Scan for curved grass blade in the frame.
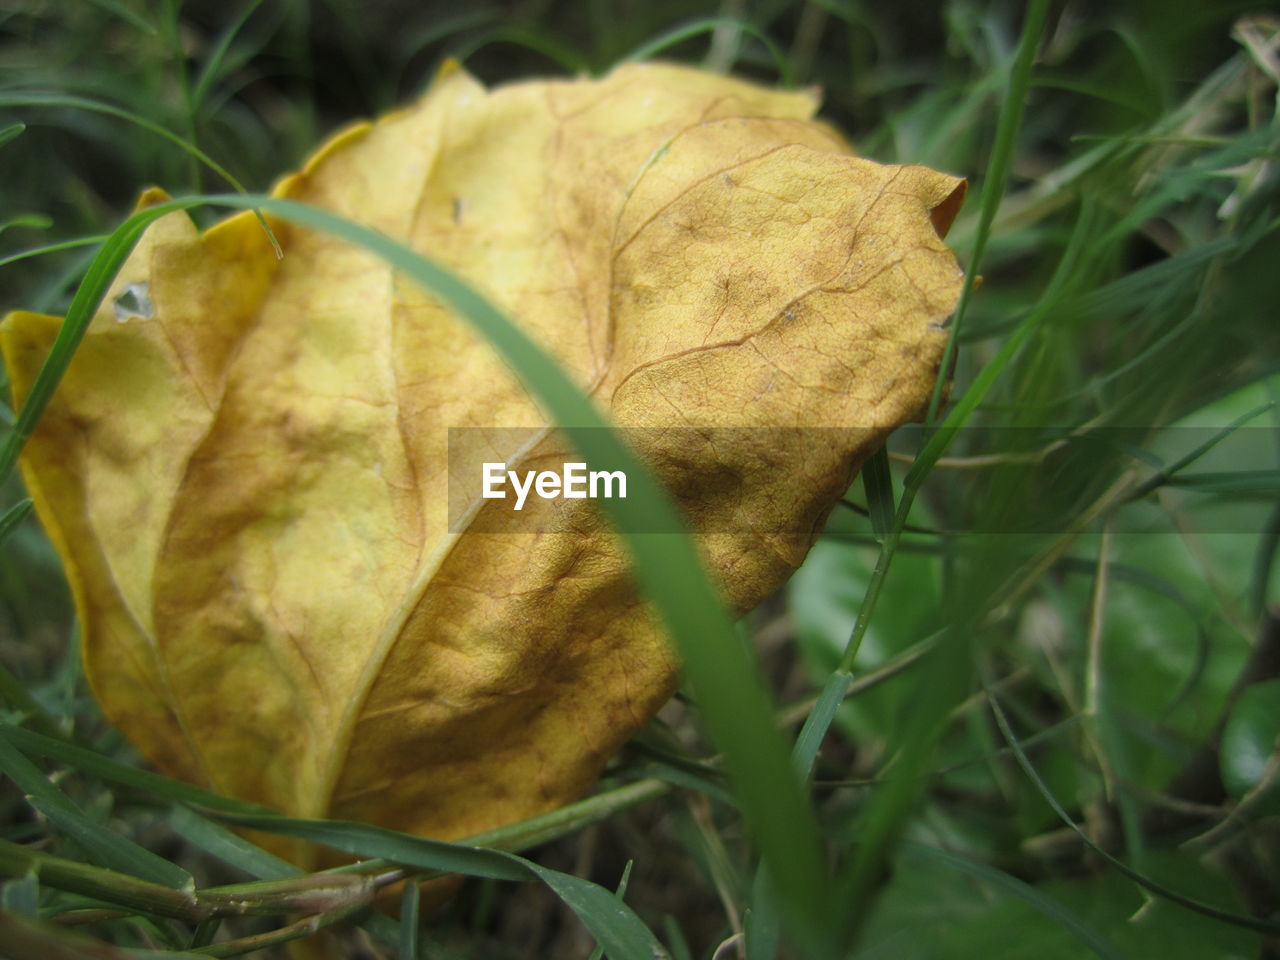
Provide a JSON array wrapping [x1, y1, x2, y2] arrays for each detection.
[[0, 93, 247, 197], [0, 236, 108, 270], [619, 18, 795, 87], [190, 0, 268, 110], [0, 212, 159, 486], [986, 684, 1280, 935], [0, 215, 52, 238], [1125, 403, 1275, 502], [451, 26, 590, 74], [0, 94, 281, 257]]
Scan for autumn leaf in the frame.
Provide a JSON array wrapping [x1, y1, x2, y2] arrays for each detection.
[[0, 62, 964, 865]]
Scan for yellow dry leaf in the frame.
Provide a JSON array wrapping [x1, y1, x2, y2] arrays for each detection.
[[1, 62, 964, 864]]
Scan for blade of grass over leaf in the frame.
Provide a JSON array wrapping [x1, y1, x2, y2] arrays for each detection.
[[620, 18, 795, 86], [0, 192, 833, 955]]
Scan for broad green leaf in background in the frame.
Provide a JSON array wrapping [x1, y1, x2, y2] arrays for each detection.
[[1220, 677, 1280, 816]]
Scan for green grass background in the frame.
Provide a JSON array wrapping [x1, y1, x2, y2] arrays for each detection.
[[0, 1, 1278, 958]]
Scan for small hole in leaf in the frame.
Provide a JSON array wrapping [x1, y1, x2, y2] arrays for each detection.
[[113, 282, 154, 323]]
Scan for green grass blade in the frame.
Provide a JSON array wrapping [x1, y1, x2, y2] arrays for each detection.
[[860, 447, 895, 542], [0, 498, 32, 547], [165, 807, 301, 882], [0, 123, 26, 148], [586, 862, 634, 960], [0, 665, 61, 739], [190, 0, 268, 109], [206, 809, 667, 960], [925, 0, 1050, 425], [1126, 404, 1274, 504], [986, 686, 1280, 935], [81, 0, 157, 35], [0, 236, 108, 269], [1163, 469, 1279, 495], [4, 721, 672, 877], [619, 18, 795, 86], [399, 878, 420, 960], [0, 737, 194, 891], [452, 26, 591, 74], [0, 93, 248, 196], [0, 215, 156, 486], [0, 838, 201, 921], [0, 214, 52, 237], [0, 724, 276, 816], [791, 670, 850, 780]]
